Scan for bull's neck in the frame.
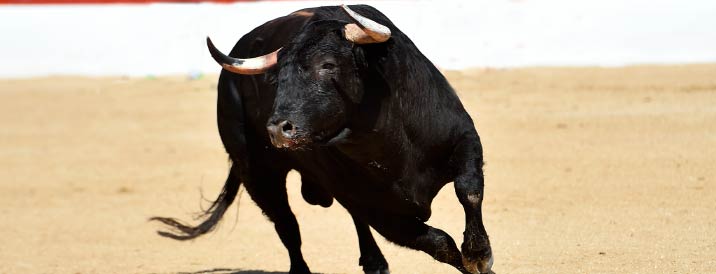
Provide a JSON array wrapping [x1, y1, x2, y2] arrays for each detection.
[[335, 43, 464, 175]]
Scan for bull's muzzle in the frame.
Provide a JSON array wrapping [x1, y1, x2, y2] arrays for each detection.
[[267, 120, 298, 148]]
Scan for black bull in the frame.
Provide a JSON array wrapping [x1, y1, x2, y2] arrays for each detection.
[[152, 5, 494, 274]]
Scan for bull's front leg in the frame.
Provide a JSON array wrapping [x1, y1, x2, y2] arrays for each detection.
[[351, 215, 389, 274], [452, 133, 493, 274]]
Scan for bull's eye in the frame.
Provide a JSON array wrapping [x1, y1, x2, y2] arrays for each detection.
[[321, 63, 336, 70]]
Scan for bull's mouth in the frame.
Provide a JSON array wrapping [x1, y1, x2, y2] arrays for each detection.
[[270, 136, 310, 150], [271, 127, 351, 150]]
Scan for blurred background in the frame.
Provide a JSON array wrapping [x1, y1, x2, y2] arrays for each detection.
[[1, 1, 715, 274], [1, 0, 715, 78]]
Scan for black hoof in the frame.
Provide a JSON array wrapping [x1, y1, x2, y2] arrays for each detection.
[[288, 263, 311, 274], [360, 254, 389, 274]]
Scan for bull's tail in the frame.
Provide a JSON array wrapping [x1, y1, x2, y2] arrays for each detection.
[[151, 72, 248, 240], [150, 165, 241, 240]]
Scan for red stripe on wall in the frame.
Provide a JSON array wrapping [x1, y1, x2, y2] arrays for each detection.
[[0, 0, 251, 4]]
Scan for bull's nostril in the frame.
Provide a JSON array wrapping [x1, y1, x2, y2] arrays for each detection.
[[276, 120, 296, 138], [281, 122, 293, 133]]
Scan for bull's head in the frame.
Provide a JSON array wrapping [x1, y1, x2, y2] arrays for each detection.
[[207, 5, 391, 149]]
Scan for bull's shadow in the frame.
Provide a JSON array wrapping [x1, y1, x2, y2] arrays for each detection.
[[172, 268, 332, 274], [172, 268, 495, 274]]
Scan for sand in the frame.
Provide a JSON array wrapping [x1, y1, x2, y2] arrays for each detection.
[[1, 64, 715, 274]]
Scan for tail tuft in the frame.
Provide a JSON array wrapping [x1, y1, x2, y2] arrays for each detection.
[[151, 166, 241, 240]]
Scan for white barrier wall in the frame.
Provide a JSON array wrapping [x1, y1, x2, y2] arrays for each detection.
[[1, 0, 715, 77]]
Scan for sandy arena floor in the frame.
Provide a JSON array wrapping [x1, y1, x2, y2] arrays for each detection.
[[1, 65, 715, 274]]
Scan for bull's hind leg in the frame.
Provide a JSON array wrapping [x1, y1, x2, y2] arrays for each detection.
[[351, 215, 389, 274], [365, 212, 470, 274], [452, 135, 493, 274], [243, 167, 311, 274]]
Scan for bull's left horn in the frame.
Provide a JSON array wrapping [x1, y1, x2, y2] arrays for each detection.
[[341, 5, 391, 44], [206, 37, 279, 75]]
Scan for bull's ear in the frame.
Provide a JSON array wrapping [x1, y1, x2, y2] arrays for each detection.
[[340, 47, 368, 104], [338, 76, 364, 104], [339, 76, 364, 104]]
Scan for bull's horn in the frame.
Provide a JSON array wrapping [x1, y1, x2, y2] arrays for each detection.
[[341, 5, 391, 44], [206, 37, 279, 75]]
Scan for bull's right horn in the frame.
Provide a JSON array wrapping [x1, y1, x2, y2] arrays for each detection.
[[206, 37, 279, 75]]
